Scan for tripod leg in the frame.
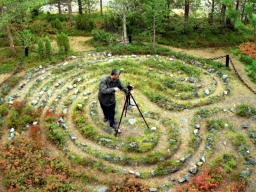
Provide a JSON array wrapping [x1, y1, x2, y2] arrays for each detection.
[[130, 93, 150, 129], [124, 93, 130, 117], [116, 94, 129, 137]]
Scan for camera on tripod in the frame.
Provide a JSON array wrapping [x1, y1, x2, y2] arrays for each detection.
[[116, 82, 149, 137], [127, 83, 133, 92]]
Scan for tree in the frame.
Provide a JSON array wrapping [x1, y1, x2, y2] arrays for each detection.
[[185, 0, 190, 24], [58, 0, 61, 15], [68, 0, 74, 24], [78, 0, 83, 14], [142, 0, 166, 49], [109, 0, 138, 46], [83, 0, 97, 15], [45, 36, 53, 58], [100, 0, 103, 16], [0, 0, 48, 52], [57, 33, 70, 53], [37, 39, 45, 59]]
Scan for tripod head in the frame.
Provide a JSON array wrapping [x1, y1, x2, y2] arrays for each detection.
[[127, 82, 133, 92]]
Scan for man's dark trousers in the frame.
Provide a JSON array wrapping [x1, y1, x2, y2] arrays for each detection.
[[100, 102, 116, 127]]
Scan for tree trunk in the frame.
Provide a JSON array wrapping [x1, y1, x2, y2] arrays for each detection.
[[236, 0, 239, 10], [209, 0, 215, 25], [166, 0, 171, 19], [1, 5, 4, 31], [241, 0, 247, 21], [184, 0, 189, 33], [58, 0, 61, 15], [78, 0, 82, 14], [100, 0, 103, 16], [68, 0, 74, 25], [220, 4, 226, 25], [219, 4, 226, 33], [244, 15, 248, 25], [123, 7, 127, 46], [7, 25, 15, 52], [153, 16, 156, 50], [184, 0, 189, 23], [1, 5, 15, 52]]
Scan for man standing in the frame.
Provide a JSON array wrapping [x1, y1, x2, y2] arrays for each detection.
[[98, 69, 127, 132]]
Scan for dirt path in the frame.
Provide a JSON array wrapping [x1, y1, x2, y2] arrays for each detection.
[[50, 36, 94, 53], [164, 45, 256, 93], [1, 40, 256, 191]]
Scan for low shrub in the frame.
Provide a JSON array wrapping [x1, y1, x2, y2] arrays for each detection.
[[108, 174, 149, 191], [51, 18, 63, 30], [91, 29, 118, 46], [235, 104, 256, 117], [6, 101, 38, 132], [57, 33, 70, 54], [37, 38, 45, 59], [0, 136, 87, 191]]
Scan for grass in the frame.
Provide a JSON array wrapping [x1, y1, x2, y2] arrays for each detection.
[[235, 104, 256, 117]]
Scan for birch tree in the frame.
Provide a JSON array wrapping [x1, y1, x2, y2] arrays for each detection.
[[142, 0, 166, 49], [109, 0, 138, 46], [0, 0, 48, 52]]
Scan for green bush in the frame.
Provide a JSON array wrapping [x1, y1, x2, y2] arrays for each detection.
[[46, 122, 67, 147], [232, 49, 240, 55], [240, 54, 253, 65], [75, 14, 94, 31], [235, 104, 256, 117], [37, 39, 45, 59], [57, 33, 70, 54], [45, 36, 53, 58], [91, 29, 118, 46], [58, 46, 66, 57], [51, 18, 63, 30], [0, 103, 9, 116], [29, 20, 48, 35]]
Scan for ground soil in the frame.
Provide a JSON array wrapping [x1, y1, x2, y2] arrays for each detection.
[[0, 37, 256, 191]]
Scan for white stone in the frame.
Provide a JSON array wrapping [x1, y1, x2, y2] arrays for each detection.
[[74, 89, 79, 94], [194, 129, 199, 134], [129, 170, 135, 174], [78, 104, 83, 108], [128, 119, 136, 125], [63, 108, 68, 114], [33, 122, 38, 126], [39, 91, 44, 96], [9, 100, 13, 104], [10, 128, 15, 133], [63, 62, 68, 66], [224, 91, 228, 95], [151, 127, 157, 131], [169, 58, 175, 61], [92, 101, 97, 104]]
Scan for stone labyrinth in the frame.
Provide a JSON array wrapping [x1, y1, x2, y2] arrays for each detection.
[[3, 52, 256, 191]]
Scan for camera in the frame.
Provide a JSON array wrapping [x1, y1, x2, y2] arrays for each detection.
[[127, 83, 133, 91]]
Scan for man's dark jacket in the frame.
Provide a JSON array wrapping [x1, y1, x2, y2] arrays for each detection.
[[98, 75, 127, 106]]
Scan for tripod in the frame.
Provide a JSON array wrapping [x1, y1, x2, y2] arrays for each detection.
[[115, 85, 150, 137]]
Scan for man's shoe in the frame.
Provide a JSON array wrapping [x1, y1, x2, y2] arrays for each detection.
[[117, 129, 121, 133], [110, 124, 117, 130], [104, 117, 108, 122]]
